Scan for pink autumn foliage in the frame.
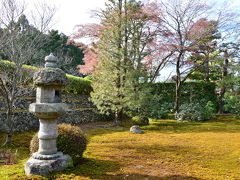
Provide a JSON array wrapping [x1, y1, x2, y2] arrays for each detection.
[[141, 1, 161, 22], [69, 23, 102, 75], [72, 1, 164, 74], [189, 18, 217, 40], [77, 47, 99, 75], [144, 38, 172, 72], [72, 23, 102, 42]]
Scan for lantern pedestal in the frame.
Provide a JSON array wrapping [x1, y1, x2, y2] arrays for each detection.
[[25, 54, 72, 176], [25, 153, 72, 176]]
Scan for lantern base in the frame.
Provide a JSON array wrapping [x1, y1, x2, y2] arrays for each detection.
[[25, 153, 73, 176], [31, 152, 63, 160]]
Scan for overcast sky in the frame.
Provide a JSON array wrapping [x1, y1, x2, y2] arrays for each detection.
[[25, 0, 239, 81], [25, 0, 240, 36], [35, 0, 107, 36], [52, 0, 108, 35]]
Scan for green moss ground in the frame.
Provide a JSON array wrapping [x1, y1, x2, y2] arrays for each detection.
[[1, 115, 240, 179]]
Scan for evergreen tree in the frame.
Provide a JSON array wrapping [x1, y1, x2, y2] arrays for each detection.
[[91, 0, 153, 124], [0, 21, 84, 75], [189, 42, 240, 113], [42, 30, 84, 75]]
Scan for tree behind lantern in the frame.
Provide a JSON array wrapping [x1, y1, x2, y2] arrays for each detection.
[[90, 0, 157, 124], [0, 0, 56, 145]]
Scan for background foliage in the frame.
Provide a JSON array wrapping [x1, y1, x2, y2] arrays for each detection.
[[148, 82, 217, 119], [0, 60, 91, 95]]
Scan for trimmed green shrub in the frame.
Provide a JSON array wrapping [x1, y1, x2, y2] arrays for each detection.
[[132, 116, 149, 126], [148, 81, 217, 119], [176, 101, 215, 121], [150, 81, 217, 105], [0, 60, 16, 72], [148, 99, 172, 119], [0, 60, 93, 95], [0, 60, 37, 85], [30, 124, 88, 163], [224, 92, 240, 115], [84, 75, 92, 81], [64, 74, 92, 95]]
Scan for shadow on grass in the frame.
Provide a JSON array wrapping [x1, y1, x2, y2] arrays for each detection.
[[52, 158, 203, 180], [96, 174, 203, 180], [50, 158, 120, 179]]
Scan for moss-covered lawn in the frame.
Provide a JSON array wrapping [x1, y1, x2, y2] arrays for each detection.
[[1, 115, 240, 179]]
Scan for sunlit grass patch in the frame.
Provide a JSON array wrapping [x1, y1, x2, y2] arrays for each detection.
[[143, 115, 240, 133], [1, 115, 240, 179]]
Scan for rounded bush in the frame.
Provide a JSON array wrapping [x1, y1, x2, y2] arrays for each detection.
[[30, 124, 88, 163], [224, 92, 240, 115], [132, 116, 149, 126], [64, 74, 92, 95], [176, 101, 215, 121]]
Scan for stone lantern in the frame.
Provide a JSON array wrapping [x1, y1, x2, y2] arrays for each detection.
[[25, 53, 72, 176]]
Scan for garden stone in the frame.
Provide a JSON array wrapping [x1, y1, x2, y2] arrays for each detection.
[[25, 154, 72, 176], [130, 125, 143, 134], [25, 54, 72, 176]]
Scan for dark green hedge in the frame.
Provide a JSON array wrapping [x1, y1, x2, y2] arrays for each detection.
[[64, 74, 92, 95], [0, 60, 37, 86], [0, 60, 217, 100], [0, 60, 92, 95], [150, 81, 217, 107]]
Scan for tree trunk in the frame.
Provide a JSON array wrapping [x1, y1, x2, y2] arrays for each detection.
[[174, 81, 181, 114], [219, 88, 225, 114], [204, 53, 210, 82], [174, 53, 182, 114], [219, 50, 229, 114], [2, 109, 14, 146], [115, 110, 123, 126], [3, 133, 12, 146]]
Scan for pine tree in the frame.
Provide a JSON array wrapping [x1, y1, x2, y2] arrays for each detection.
[[91, 0, 153, 124]]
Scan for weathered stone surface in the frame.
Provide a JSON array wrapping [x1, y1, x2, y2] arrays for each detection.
[[31, 152, 63, 160], [36, 87, 55, 103], [0, 92, 111, 133], [29, 103, 68, 119], [15, 87, 36, 97], [0, 91, 96, 110], [0, 109, 111, 132], [0, 112, 38, 132], [25, 53, 72, 176], [33, 68, 68, 87], [63, 94, 95, 109], [38, 119, 58, 155], [130, 125, 143, 134], [25, 154, 73, 176], [45, 53, 58, 68]]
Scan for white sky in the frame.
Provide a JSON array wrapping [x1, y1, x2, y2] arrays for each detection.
[[25, 0, 240, 36], [41, 0, 107, 35], [52, 0, 108, 35]]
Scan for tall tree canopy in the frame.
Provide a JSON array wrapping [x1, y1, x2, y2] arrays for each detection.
[[42, 30, 84, 75], [72, 0, 240, 118], [73, 0, 162, 123]]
